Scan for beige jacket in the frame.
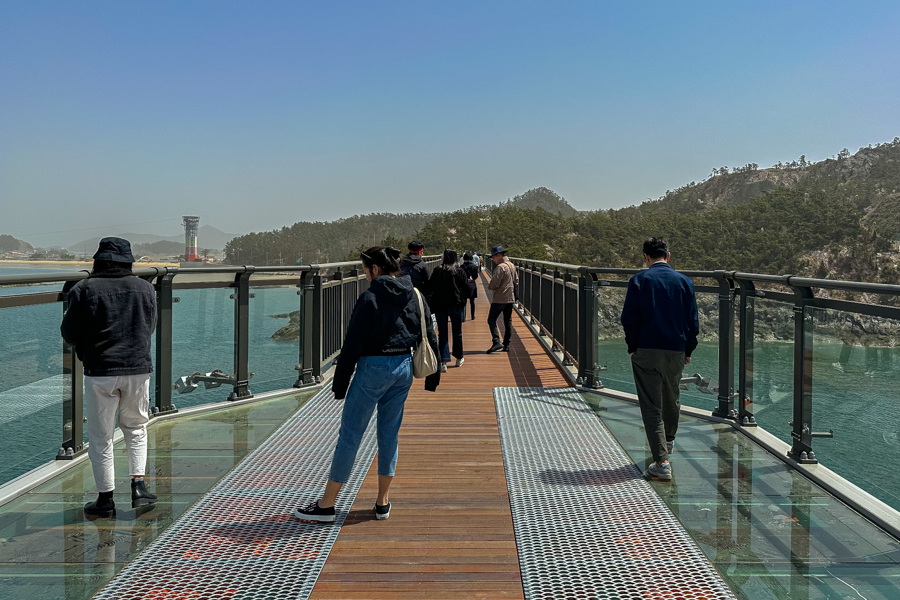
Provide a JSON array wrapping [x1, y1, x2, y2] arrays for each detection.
[[488, 257, 518, 304]]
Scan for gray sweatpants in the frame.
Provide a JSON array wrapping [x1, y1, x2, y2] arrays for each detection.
[[631, 348, 684, 463]]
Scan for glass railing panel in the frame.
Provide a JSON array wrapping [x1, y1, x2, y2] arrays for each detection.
[[809, 306, 900, 512], [0, 302, 66, 485], [248, 281, 302, 394], [747, 297, 795, 445], [680, 289, 721, 412], [168, 287, 235, 408], [582, 391, 900, 600]]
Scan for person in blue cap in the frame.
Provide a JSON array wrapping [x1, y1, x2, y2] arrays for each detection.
[[486, 245, 518, 353], [60, 237, 158, 516]]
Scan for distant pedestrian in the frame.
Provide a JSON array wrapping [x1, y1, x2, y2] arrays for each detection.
[[486, 245, 518, 353], [461, 252, 479, 321], [400, 241, 429, 292], [473, 252, 482, 271], [294, 247, 441, 523], [428, 249, 470, 371], [620, 237, 699, 481], [60, 237, 158, 517]]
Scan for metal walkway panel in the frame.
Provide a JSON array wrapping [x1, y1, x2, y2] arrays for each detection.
[[494, 387, 737, 600], [94, 387, 376, 600]]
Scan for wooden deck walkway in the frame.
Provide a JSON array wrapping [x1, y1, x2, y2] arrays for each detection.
[[311, 275, 570, 599]]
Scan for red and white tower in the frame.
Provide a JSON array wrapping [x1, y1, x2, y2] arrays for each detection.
[[183, 216, 200, 262]]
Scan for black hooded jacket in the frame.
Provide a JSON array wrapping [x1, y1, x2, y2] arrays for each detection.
[[60, 271, 157, 377], [399, 253, 429, 291], [332, 275, 441, 399]]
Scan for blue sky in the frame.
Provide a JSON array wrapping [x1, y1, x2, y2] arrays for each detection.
[[2, 1, 899, 246]]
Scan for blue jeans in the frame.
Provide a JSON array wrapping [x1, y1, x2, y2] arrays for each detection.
[[329, 355, 413, 484], [436, 308, 464, 362]]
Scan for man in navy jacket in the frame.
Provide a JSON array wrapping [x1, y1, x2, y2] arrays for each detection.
[[620, 238, 699, 481]]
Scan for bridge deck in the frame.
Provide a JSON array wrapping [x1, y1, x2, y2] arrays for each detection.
[[313, 281, 568, 599]]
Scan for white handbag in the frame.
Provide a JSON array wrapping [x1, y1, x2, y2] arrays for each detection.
[[412, 288, 439, 378]]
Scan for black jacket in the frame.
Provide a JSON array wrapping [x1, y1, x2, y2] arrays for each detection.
[[427, 266, 469, 313], [461, 262, 479, 298], [400, 253, 429, 291], [60, 273, 157, 376], [332, 275, 441, 399]]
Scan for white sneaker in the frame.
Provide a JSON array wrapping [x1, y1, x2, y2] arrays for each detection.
[[440, 364, 447, 373], [646, 461, 672, 480], [455, 358, 465, 368]]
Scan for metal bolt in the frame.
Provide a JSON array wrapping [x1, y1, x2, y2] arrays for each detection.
[[800, 451, 808, 460]]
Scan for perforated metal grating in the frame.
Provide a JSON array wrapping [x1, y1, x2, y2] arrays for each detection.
[[94, 388, 377, 600], [495, 387, 737, 600]]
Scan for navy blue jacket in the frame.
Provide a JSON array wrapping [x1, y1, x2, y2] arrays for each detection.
[[60, 273, 157, 376], [332, 275, 441, 399], [620, 262, 699, 356]]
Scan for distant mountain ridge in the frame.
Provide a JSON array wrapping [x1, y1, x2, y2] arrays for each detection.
[[67, 224, 239, 254]]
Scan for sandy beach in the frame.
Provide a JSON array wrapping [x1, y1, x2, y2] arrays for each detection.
[[0, 260, 178, 269]]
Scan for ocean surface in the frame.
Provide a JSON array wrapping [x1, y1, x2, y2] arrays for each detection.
[[1, 265, 899, 514]]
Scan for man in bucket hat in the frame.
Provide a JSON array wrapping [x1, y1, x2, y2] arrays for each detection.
[[61, 237, 158, 516], [486, 245, 518, 353]]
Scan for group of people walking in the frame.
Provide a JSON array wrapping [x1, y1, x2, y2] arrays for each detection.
[[62, 234, 694, 523]]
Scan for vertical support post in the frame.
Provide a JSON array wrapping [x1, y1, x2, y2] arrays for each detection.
[[154, 269, 177, 414], [562, 271, 575, 366], [577, 271, 601, 389], [294, 270, 309, 387], [59, 281, 86, 460], [229, 268, 254, 401], [530, 264, 540, 324], [712, 271, 736, 419], [736, 278, 757, 426], [552, 268, 563, 351], [789, 279, 817, 463], [300, 267, 323, 384]]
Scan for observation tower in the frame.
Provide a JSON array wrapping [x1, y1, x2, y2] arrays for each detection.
[[182, 215, 200, 262]]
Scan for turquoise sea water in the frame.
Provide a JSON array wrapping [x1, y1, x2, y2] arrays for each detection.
[[0, 266, 302, 486], [2, 266, 899, 516]]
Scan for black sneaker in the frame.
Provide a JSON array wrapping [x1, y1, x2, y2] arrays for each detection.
[[487, 342, 504, 353], [84, 496, 116, 518], [294, 500, 336, 523], [131, 479, 157, 508], [501, 344, 510, 352], [374, 502, 391, 520]]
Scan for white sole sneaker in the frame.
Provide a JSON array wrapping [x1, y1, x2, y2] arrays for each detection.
[[374, 502, 391, 520], [455, 358, 465, 368]]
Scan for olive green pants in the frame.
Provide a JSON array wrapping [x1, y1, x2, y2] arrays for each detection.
[[631, 348, 684, 463]]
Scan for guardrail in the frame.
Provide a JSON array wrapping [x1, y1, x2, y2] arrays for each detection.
[[0, 256, 441, 470], [486, 256, 900, 466]]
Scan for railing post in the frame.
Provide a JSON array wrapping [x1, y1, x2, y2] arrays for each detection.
[[58, 281, 86, 460], [563, 271, 576, 366], [736, 278, 757, 426], [552, 268, 563, 351], [788, 279, 817, 463], [294, 270, 309, 387], [712, 271, 736, 419], [530, 264, 540, 324], [154, 269, 177, 414], [299, 267, 323, 385], [577, 271, 601, 389], [228, 268, 254, 401]]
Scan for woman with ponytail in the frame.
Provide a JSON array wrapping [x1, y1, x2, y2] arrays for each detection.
[[294, 246, 441, 523]]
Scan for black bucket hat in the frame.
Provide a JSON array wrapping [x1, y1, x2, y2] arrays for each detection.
[[93, 237, 135, 263], [490, 245, 507, 256]]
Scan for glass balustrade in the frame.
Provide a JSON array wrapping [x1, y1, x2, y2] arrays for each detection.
[[746, 297, 795, 445], [808, 306, 900, 512], [248, 280, 303, 395], [0, 303, 67, 486]]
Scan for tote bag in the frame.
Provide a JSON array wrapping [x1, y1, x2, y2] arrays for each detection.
[[412, 288, 439, 378]]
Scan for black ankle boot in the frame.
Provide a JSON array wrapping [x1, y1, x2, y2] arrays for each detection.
[[85, 491, 115, 517], [131, 479, 157, 508]]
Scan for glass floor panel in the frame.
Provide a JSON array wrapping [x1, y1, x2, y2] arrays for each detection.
[[0, 391, 314, 600], [581, 392, 900, 600]]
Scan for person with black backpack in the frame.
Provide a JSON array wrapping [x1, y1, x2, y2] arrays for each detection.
[[461, 252, 479, 321], [427, 249, 470, 371]]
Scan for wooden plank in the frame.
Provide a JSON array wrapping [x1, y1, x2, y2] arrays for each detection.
[[309, 274, 570, 599]]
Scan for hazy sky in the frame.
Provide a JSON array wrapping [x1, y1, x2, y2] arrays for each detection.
[[2, 1, 899, 246]]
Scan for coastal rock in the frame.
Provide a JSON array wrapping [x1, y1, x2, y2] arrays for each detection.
[[271, 311, 300, 341]]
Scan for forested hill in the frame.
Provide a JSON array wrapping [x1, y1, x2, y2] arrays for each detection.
[[226, 137, 900, 283]]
